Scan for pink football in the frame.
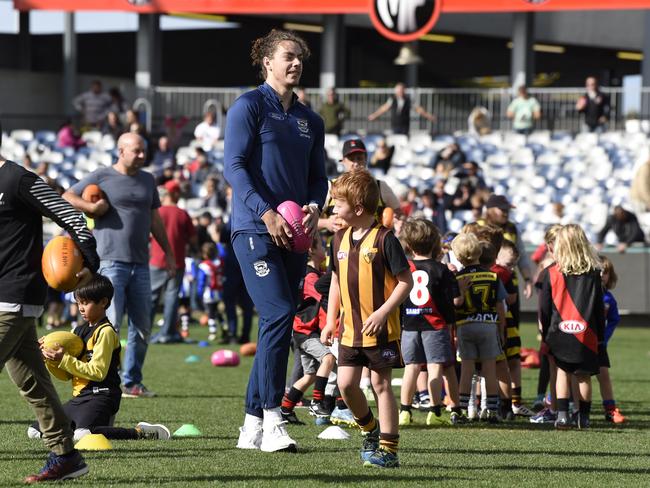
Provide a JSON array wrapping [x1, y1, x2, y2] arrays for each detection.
[[211, 349, 240, 367], [277, 200, 311, 253]]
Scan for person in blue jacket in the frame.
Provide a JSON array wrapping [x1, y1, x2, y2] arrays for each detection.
[[224, 29, 328, 453]]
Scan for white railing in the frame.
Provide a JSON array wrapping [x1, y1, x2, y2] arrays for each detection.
[[138, 85, 630, 135]]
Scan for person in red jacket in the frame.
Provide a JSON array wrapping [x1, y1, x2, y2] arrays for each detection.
[[280, 237, 335, 424]]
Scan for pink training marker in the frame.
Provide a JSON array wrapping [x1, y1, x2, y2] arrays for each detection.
[[276, 201, 311, 253], [211, 349, 241, 367]]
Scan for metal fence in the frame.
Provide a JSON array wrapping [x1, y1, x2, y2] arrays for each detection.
[[138, 85, 632, 136]]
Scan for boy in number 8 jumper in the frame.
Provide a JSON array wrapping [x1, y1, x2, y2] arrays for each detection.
[[320, 169, 413, 468]]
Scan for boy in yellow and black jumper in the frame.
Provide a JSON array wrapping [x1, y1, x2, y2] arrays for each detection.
[[320, 169, 412, 468], [32, 275, 170, 441]]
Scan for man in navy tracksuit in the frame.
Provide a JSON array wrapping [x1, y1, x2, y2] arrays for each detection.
[[224, 30, 327, 453]]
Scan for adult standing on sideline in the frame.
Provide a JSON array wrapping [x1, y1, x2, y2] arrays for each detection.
[[507, 85, 541, 135], [150, 180, 196, 344], [73, 80, 112, 128], [319, 87, 350, 136], [64, 133, 175, 398], [0, 127, 98, 483], [576, 77, 610, 133], [224, 29, 327, 453], [367, 82, 436, 135]]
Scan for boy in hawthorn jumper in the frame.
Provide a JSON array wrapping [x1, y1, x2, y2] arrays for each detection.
[[538, 224, 604, 430], [398, 218, 462, 427], [36, 275, 170, 441], [451, 233, 507, 424], [281, 237, 336, 424], [321, 170, 413, 469]]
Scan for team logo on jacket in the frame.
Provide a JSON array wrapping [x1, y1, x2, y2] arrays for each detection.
[[253, 260, 270, 277], [337, 251, 348, 260], [559, 320, 586, 334], [296, 119, 310, 133], [361, 247, 378, 264]]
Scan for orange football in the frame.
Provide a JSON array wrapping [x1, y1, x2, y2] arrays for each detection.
[[382, 207, 394, 228], [81, 184, 104, 203], [41, 236, 83, 292], [239, 342, 257, 357]]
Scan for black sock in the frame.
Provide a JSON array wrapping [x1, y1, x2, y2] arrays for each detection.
[[579, 400, 592, 418], [400, 403, 412, 413], [452, 406, 462, 414], [430, 404, 442, 417], [336, 396, 347, 410], [501, 398, 512, 417], [313, 376, 328, 402], [460, 393, 470, 410], [487, 395, 499, 413], [557, 398, 570, 421], [92, 426, 140, 440], [324, 394, 335, 412]]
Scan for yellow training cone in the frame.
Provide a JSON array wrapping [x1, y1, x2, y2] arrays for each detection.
[[74, 433, 113, 451]]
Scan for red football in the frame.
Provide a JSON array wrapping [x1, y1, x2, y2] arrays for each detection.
[[276, 200, 311, 253]]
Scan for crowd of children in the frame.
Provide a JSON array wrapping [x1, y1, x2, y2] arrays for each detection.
[[280, 168, 627, 469]]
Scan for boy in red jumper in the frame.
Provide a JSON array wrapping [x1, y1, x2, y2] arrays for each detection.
[[281, 237, 336, 424]]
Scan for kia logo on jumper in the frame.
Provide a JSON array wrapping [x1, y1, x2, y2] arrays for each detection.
[[559, 320, 587, 334], [370, 0, 441, 42]]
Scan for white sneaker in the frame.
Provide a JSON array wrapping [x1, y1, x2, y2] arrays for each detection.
[[260, 421, 297, 453], [136, 422, 171, 440], [512, 404, 535, 417], [236, 425, 263, 449], [73, 428, 91, 442], [27, 426, 42, 439]]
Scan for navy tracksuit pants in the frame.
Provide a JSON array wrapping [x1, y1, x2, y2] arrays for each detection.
[[232, 232, 306, 417]]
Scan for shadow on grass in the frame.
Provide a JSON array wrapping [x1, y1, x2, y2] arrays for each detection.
[[405, 446, 650, 458], [90, 473, 461, 484], [406, 463, 650, 476]]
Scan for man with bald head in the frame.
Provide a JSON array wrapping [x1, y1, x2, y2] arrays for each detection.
[[64, 133, 175, 398]]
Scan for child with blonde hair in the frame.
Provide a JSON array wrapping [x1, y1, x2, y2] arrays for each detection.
[[538, 224, 604, 429]]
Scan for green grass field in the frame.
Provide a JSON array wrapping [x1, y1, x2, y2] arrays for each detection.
[[1, 320, 649, 487]]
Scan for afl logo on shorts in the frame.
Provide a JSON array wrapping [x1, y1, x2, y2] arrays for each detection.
[[381, 348, 397, 360], [370, 0, 441, 43], [559, 320, 586, 334]]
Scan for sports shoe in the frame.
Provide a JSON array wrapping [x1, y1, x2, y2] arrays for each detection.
[[315, 416, 331, 426], [418, 398, 431, 412], [530, 408, 557, 424], [532, 397, 545, 411], [554, 416, 573, 430], [479, 408, 489, 421], [487, 410, 501, 424], [426, 411, 448, 426], [605, 407, 627, 424], [309, 401, 331, 418], [281, 410, 306, 425], [136, 422, 171, 440], [260, 422, 298, 453], [450, 411, 470, 425], [363, 448, 400, 468], [24, 450, 89, 484], [467, 405, 478, 421], [503, 411, 516, 422], [27, 426, 42, 439], [512, 404, 535, 417], [73, 428, 91, 442], [398, 410, 412, 426], [236, 425, 262, 450], [360, 424, 380, 462], [122, 384, 156, 398], [330, 407, 356, 428], [573, 412, 590, 430]]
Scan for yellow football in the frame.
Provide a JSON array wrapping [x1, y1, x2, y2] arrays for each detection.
[[41, 331, 84, 381]]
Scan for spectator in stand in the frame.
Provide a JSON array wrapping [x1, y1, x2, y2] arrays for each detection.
[[194, 111, 221, 151], [56, 119, 85, 150], [195, 211, 218, 249], [507, 86, 541, 135], [370, 138, 395, 174], [596, 205, 646, 253], [101, 111, 125, 142], [151, 136, 176, 175], [319, 88, 350, 136], [432, 143, 466, 172], [108, 87, 128, 118], [201, 176, 227, 211], [400, 188, 419, 217], [73, 80, 111, 128], [631, 159, 650, 215], [468, 106, 491, 136], [189, 149, 212, 185], [576, 77, 610, 133], [150, 180, 196, 344], [296, 87, 311, 108], [367, 82, 436, 135], [422, 184, 448, 233]]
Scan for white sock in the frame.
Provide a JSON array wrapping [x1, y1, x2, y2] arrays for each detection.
[[243, 414, 262, 431], [263, 407, 283, 427], [359, 377, 371, 390]]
